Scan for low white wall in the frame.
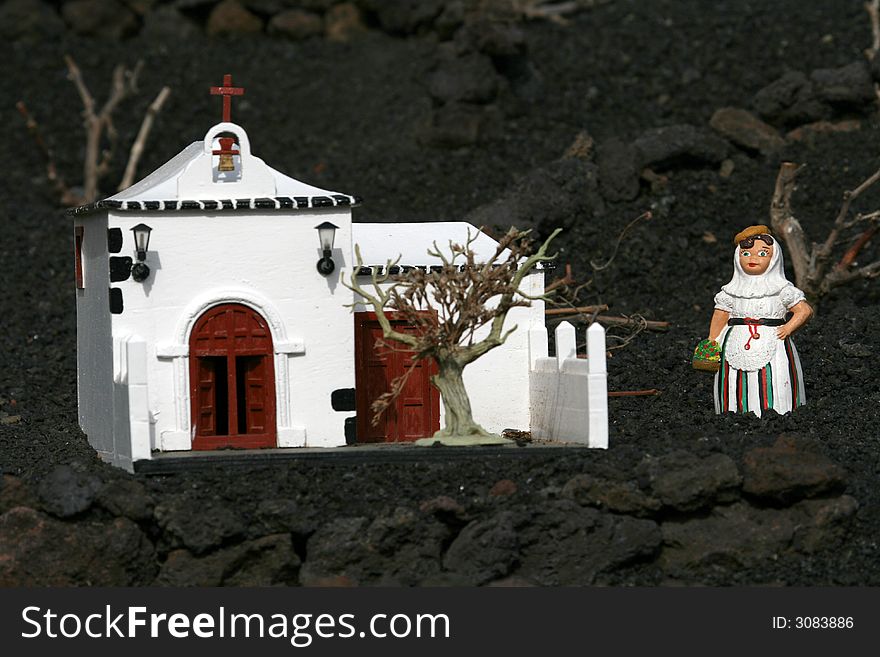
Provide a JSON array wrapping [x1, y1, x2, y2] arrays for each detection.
[[530, 321, 608, 448]]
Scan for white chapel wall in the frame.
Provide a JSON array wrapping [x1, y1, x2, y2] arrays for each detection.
[[107, 206, 355, 452], [74, 212, 120, 463]]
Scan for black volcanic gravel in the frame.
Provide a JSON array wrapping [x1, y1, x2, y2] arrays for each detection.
[[1, 0, 879, 585]]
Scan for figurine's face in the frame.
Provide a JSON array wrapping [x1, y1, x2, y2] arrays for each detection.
[[738, 242, 773, 275]]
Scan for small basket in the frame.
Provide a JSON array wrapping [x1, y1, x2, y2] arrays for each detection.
[[692, 338, 721, 373]]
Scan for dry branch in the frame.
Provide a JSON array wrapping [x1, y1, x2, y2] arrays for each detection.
[[837, 225, 878, 270], [552, 313, 669, 331], [770, 161, 880, 300], [120, 86, 172, 191], [18, 57, 169, 206], [867, 0, 880, 59], [544, 304, 608, 316], [66, 56, 143, 202], [608, 389, 660, 398], [590, 210, 652, 271], [15, 101, 80, 206]]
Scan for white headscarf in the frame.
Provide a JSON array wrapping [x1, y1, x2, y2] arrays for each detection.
[[721, 237, 792, 298]]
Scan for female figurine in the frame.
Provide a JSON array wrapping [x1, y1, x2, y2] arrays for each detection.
[[707, 225, 813, 416]]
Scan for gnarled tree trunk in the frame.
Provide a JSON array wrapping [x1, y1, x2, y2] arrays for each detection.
[[416, 358, 510, 445]]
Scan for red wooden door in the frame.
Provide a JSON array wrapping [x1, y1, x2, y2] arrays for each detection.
[[189, 304, 276, 449], [354, 312, 440, 443]]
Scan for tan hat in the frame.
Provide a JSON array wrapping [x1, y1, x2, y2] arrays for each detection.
[[733, 225, 772, 245]]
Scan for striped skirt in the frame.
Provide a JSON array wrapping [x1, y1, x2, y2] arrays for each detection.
[[713, 335, 805, 417]]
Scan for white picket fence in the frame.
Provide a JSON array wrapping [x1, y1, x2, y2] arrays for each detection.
[[529, 321, 608, 448]]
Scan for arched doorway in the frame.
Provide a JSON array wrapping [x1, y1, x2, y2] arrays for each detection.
[[189, 303, 276, 450]]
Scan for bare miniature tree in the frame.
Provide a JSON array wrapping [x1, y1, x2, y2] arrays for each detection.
[[345, 227, 560, 446], [770, 162, 880, 300], [16, 56, 170, 206]]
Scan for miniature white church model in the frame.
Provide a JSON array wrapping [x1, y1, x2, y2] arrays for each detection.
[[70, 76, 607, 472]]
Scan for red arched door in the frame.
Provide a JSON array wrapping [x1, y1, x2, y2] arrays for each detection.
[[189, 303, 276, 450]]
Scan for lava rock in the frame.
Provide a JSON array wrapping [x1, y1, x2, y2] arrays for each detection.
[[325, 3, 367, 42], [156, 534, 300, 586], [299, 516, 369, 586], [660, 502, 800, 571], [632, 124, 729, 170], [489, 479, 517, 497], [206, 0, 264, 36], [0, 475, 37, 513], [301, 509, 449, 585], [434, 1, 466, 38], [637, 451, 741, 513], [141, 5, 200, 40], [61, 0, 138, 39], [359, 0, 444, 35], [418, 102, 486, 147], [465, 157, 604, 233], [741, 436, 847, 504], [268, 9, 324, 40], [154, 497, 247, 555], [254, 498, 319, 537], [660, 495, 858, 572], [427, 51, 500, 105], [597, 138, 641, 202], [838, 338, 872, 358], [442, 512, 519, 585], [97, 479, 155, 522], [455, 18, 526, 57], [709, 107, 785, 155], [0, 0, 65, 41], [752, 71, 831, 126], [792, 495, 859, 553], [0, 507, 156, 586], [36, 465, 101, 518], [419, 495, 469, 524], [515, 501, 661, 585], [562, 473, 661, 517], [810, 61, 875, 106]]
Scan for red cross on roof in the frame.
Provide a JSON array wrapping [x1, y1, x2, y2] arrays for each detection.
[[210, 74, 245, 123]]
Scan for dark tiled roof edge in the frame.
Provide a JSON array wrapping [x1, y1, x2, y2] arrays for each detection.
[[67, 194, 363, 216], [355, 261, 556, 275]]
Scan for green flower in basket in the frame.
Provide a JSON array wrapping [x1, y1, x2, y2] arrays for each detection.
[[692, 338, 721, 372]]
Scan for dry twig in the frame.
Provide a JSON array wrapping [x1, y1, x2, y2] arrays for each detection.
[[17, 56, 169, 206], [513, 0, 610, 24], [590, 211, 653, 271], [120, 86, 171, 191], [770, 162, 880, 299], [608, 389, 660, 398], [866, 0, 880, 59], [545, 304, 608, 316], [554, 313, 669, 331], [15, 101, 80, 206]]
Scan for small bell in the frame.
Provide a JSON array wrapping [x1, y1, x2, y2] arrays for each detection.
[[218, 153, 235, 172], [216, 136, 237, 172]]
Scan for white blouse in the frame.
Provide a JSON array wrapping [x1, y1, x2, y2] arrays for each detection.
[[713, 284, 805, 371]]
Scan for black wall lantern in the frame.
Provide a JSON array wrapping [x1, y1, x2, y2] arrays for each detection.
[[315, 221, 338, 275], [131, 223, 153, 282]]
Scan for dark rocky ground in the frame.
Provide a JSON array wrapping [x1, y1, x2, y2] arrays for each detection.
[[1, 0, 879, 586]]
